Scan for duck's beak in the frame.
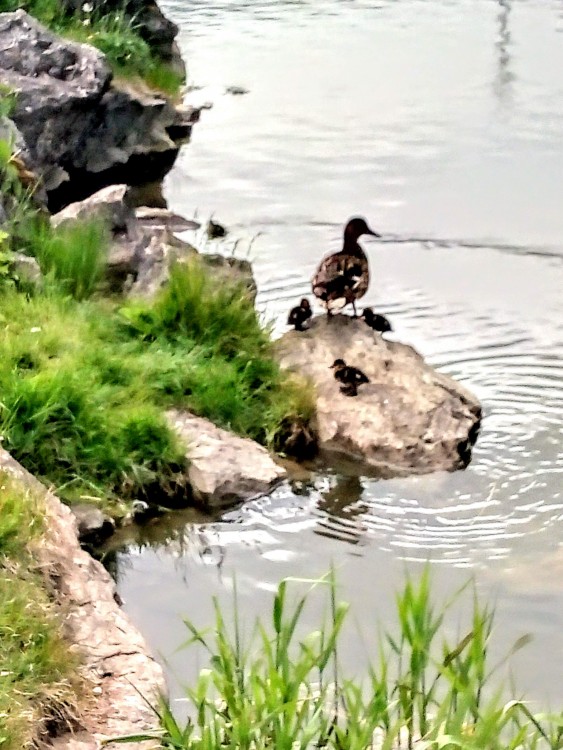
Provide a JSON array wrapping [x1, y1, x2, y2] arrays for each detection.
[[366, 227, 381, 238]]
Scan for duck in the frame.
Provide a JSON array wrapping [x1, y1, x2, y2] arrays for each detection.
[[330, 359, 370, 396], [287, 298, 312, 331], [361, 307, 392, 334], [312, 217, 380, 317]]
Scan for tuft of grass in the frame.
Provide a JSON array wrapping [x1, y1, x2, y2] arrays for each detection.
[[24, 217, 110, 300], [0, 474, 79, 750], [109, 571, 563, 750]]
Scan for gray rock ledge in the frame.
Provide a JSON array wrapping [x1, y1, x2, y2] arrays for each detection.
[[0, 447, 164, 750], [0, 10, 196, 211], [276, 315, 482, 475], [167, 410, 286, 509]]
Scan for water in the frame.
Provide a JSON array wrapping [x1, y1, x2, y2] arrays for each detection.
[[112, 0, 563, 709]]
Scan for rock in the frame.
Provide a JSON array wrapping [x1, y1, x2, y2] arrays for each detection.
[[50, 186, 258, 298], [135, 206, 201, 233], [12, 252, 42, 286], [60, 0, 185, 76], [167, 410, 286, 509], [275, 315, 482, 475], [0, 448, 164, 749], [0, 11, 195, 211], [70, 503, 116, 546], [225, 85, 249, 96]]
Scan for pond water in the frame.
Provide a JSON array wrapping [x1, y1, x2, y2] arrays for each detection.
[[111, 0, 563, 710]]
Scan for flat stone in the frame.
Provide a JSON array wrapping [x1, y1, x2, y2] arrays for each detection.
[[276, 315, 482, 475], [167, 410, 286, 509]]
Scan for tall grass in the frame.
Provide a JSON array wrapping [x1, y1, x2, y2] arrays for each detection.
[[25, 217, 109, 300], [0, 258, 315, 505], [110, 571, 563, 750], [0, 473, 78, 749]]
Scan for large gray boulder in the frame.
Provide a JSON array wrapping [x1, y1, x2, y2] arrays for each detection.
[[0, 11, 195, 210], [276, 315, 482, 475], [167, 410, 286, 509]]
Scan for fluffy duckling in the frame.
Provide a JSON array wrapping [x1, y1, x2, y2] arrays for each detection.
[[330, 359, 370, 395], [362, 307, 393, 334], [287, 298, 312, 331], [312, 217, 380, 317]]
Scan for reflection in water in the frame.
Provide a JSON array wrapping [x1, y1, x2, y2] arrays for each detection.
[[494, 0, 514, 102], [315, 475, 367, 544]]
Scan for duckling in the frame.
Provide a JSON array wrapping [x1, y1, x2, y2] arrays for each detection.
[[312, 217, 381, 317], [362, 307, 393, 334], [207, 219, 227, 239], [330, 358, 370, 390], [287, 298, 312, 331]]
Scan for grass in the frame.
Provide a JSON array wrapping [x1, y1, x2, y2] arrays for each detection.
[[0, 255, 314, 507], [0, 472, 79, 749], [25, 216, 110, 300], [108, 570, 563, 750], [1, 0, 183, 95]]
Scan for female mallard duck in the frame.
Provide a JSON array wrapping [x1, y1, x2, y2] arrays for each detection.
[[362, 307, 392, 333], [312, 217, 380, 317], [287, 298, 312, 331]]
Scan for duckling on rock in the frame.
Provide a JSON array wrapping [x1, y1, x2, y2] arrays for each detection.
[[287, 298, 312, 331], [312, 217, 381, 317], [362, 307, 393, 334], [330, 359, 370, 394]]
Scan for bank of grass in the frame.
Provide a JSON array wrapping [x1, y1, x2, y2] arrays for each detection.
[[2, 0, 183, 95], [0, 227, 314, 505], [0, 473, 79, 749], [111, 570, 563, 750]]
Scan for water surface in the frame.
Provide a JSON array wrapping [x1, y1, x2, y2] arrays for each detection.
[[113, 0, 563, 708]]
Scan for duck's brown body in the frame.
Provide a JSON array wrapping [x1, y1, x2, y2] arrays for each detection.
[[312, 217, 379, 315]]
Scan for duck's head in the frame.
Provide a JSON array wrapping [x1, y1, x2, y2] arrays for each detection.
[[344, 217, 380, 242], [300, 298, 311, 310], [330, 358, 346, 369]]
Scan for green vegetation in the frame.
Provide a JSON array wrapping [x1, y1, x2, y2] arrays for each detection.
[[0, 473, 78, 749], [0, 0, 183, 95], [110, 570, 563, 750], [0, 250, 313, 505]]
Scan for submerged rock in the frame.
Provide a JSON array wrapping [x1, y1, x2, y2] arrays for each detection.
[[0, 11, 195, 211], [276, 315, 482, 475], [167, 410, 286, 509]]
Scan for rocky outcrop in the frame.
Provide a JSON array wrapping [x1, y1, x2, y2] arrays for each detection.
[[0, 11, 196, 211], [167, 410, 286, 509], [60, 0, 185, 76], [276, 315, 482, 475], [0, 448, 164, 750], [51, 184, 257, 298]]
